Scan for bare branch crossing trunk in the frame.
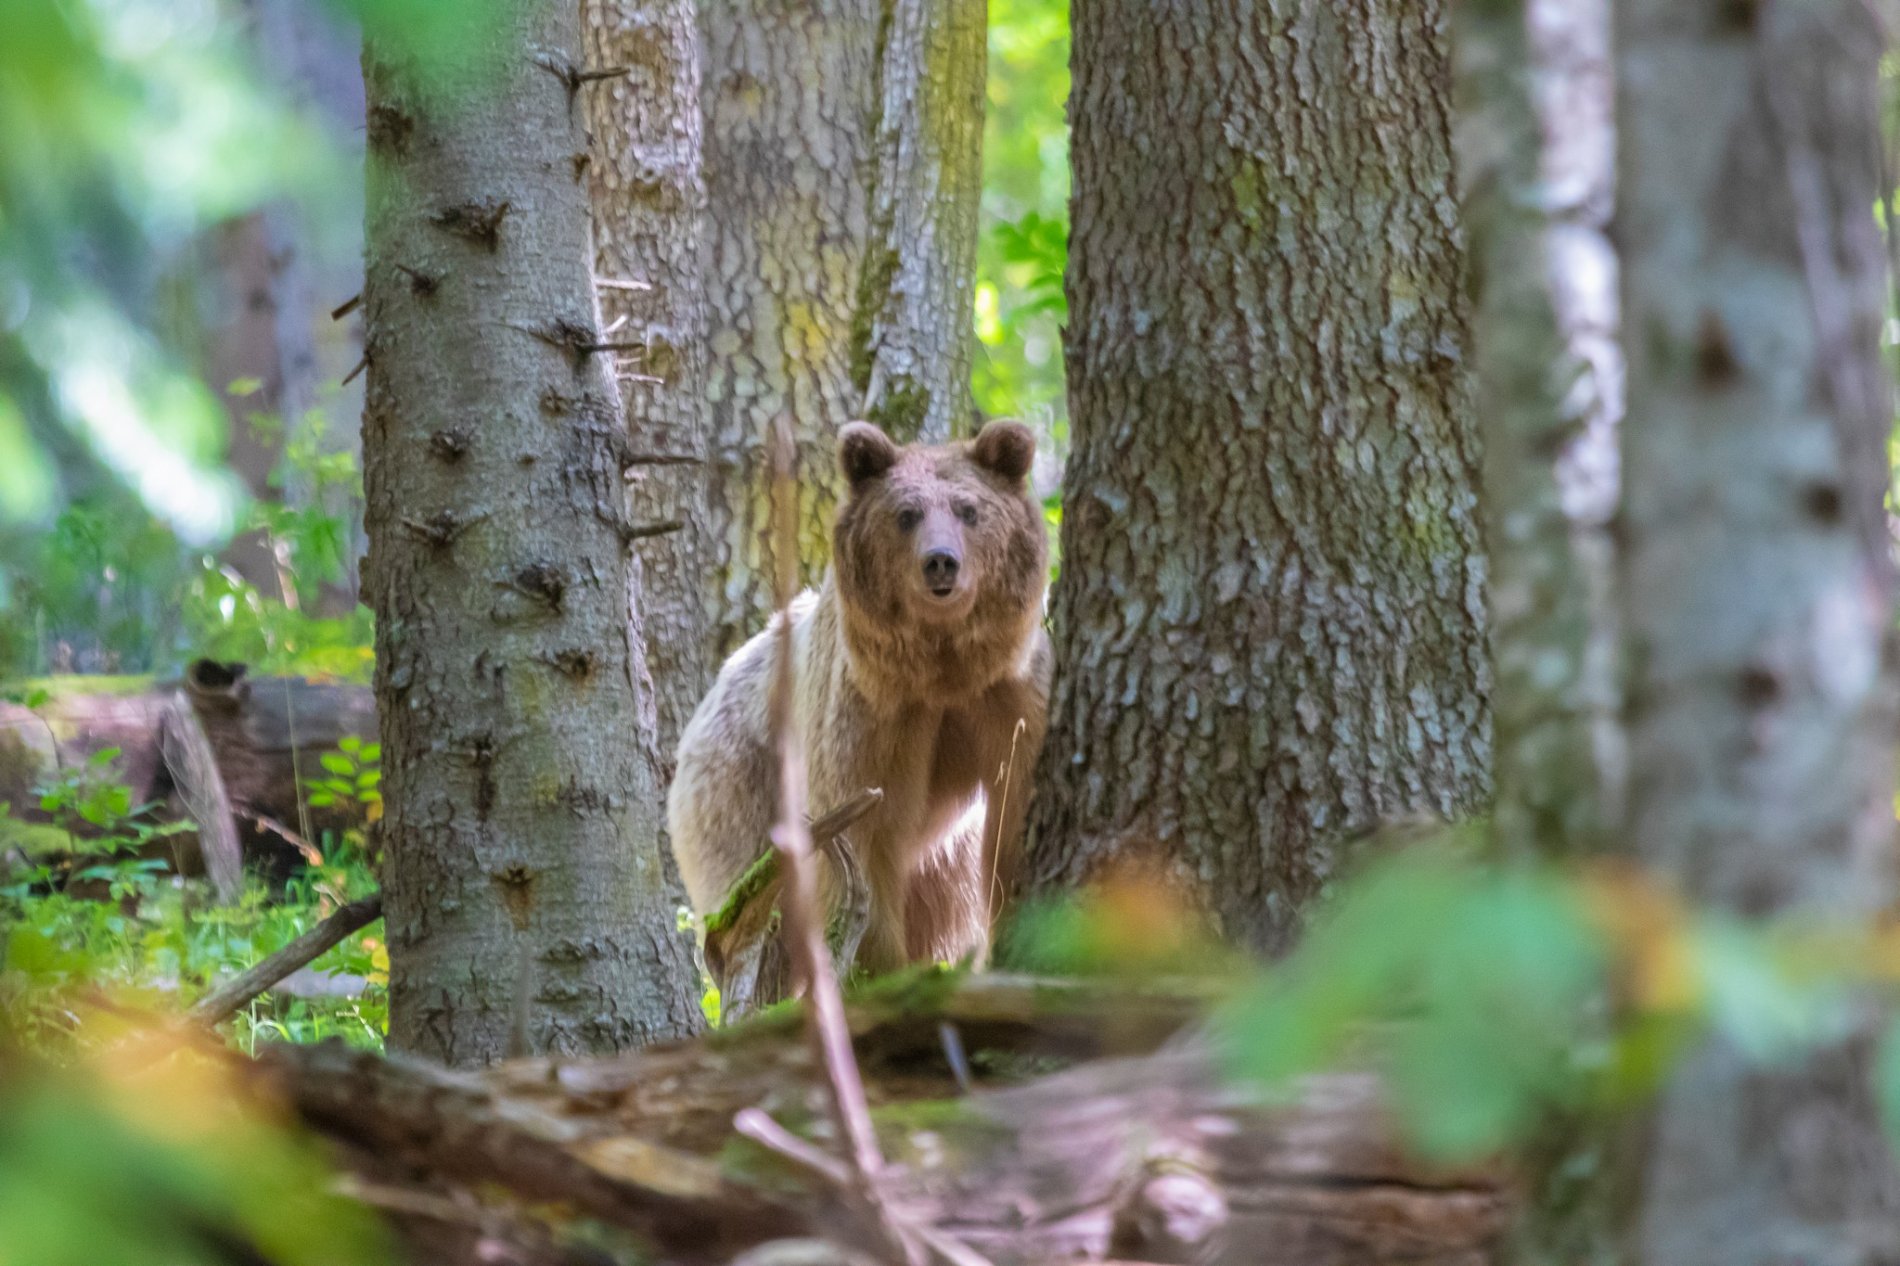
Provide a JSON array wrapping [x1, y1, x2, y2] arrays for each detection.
[[361, 3, 703, 1065], [1022, 0, 1490, 953], [1617, 0, 1900, 1259], [697, 0, 984, 657]]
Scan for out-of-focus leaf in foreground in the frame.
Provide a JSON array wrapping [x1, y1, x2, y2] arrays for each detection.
[[0, 1025, 389, 1266]]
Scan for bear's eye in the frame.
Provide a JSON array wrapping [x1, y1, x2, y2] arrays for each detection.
[[955, 501, 979, 527], [896, 507, 922, 533]]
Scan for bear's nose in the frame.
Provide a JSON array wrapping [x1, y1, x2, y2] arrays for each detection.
[[922, 550, 960, 594]]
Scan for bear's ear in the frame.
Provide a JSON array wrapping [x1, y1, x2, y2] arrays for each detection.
[[970, 419, 1035, 483], [838, 422, 899, 487]]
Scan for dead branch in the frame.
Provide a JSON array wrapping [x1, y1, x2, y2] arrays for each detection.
[[255, 979, 1503, 1265], [190, 894, 383, 1026], [157, 690, 243, 902]]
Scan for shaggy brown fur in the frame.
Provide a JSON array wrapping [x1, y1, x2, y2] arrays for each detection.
[[667, 419, 1051, 971]]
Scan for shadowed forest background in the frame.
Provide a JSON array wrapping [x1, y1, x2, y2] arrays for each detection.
[[5, 1, 1900, 1264]]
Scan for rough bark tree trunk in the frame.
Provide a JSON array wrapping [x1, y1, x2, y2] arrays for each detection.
[[1457, 0, 1623, 864], [1618, 1, 1900, 1261], [1021, 0, 1490, 954], [697, 0, 984, 658], [360, 5, 703, 1065], [582, 0, 714, 758]]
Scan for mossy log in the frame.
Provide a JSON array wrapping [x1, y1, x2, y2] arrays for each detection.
[[255, 973, 1506, 1266]]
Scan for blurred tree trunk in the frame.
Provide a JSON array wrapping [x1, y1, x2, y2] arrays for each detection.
[[697, 0, 984, 657], [206, 0, 368, 615], [1457, 0, 1623, 865], [582, 0, 713, 759], [1618, 1, 1900, 1261], [1021, 0, 1490, 954], [361, 2, 703, 1065], [1456, 7, 1630, 1259]]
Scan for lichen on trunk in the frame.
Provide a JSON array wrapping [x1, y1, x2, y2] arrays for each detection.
[[697, 0, 984, 658]]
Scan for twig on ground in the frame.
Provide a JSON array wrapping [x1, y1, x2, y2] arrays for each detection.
[[188, 893, 383, 1026]]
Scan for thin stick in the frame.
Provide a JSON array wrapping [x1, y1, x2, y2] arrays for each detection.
[[188, 893, 383, 1026], [734, 1108, 852, 1186], [760, 414, 919, 1264]]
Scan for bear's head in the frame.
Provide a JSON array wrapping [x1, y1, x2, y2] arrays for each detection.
[[832, 419, 1048, 691]]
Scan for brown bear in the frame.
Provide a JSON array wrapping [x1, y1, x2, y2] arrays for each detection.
[[667, 418, 1051, 972]]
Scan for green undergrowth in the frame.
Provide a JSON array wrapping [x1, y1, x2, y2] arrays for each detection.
[[2, 849, 386, 1054], [1, 744, 387, 1055]]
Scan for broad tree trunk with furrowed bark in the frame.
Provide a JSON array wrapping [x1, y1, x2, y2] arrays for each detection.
[[1617, 1, 1900, 1261], [1021, 0, 1491, 955], [360, 3, 702, 1066], [697, 0, 985, 659], [582, 0, 715, 760]]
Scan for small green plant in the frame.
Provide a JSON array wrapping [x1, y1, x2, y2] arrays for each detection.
[[302, 735, 381, 815]]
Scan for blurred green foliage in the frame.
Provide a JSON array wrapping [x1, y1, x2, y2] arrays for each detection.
[[0, 1039, 392, 1266], [1210, 844, 1897, 1165], [0, 0, 510, 679], [975, 0, 1070, 444]]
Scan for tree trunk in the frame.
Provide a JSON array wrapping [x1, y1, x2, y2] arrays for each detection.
[[1022, 0, 1490, 953], [1617, 1, 1900, 1261], [582, 0, 714, 759], [1455, 2, 1630, 1258], [1457, 0, 1623, 864], [360, 6, 703, 1065], [697, 0, 984, 659]]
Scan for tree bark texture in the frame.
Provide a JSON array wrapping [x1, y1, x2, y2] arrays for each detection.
[[698, 0, 984, 659], [1618, 2, 1900, 1261], [1457, 0, 1623, 864], [360, 8, 703, 1065], [1024, 0, 1490, 953], [583, 0, 715, 760]]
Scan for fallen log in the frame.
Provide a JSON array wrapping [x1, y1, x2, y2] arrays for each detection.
[[252, 974, 1507, 1266], [0, 660, 376, 884]]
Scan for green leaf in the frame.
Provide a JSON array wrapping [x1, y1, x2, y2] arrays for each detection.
[[318, 753, 354, 777], [1695, 921, 1849, 1063], [226, 377, 265, 398], [88, 746, 122, 768], [306, 792, 336, 808], [355, 770, 380, 790], [338, 736, 362, 754], [359, 743, 381, 765]]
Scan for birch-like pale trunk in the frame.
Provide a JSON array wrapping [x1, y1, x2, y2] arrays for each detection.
[[1618, 1, 1900, 1259]]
